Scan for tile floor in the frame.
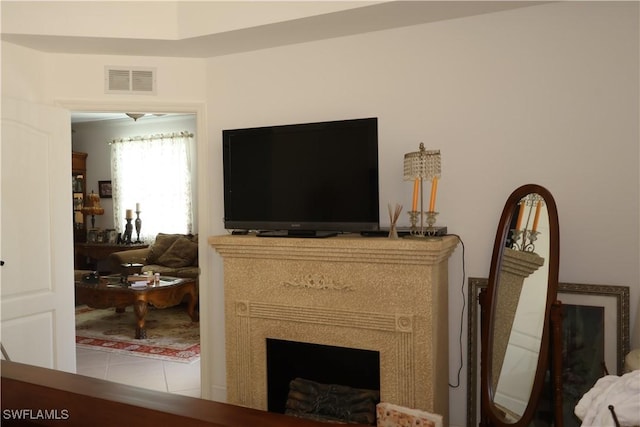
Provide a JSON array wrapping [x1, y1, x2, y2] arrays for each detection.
[[75, 346, 201, 398]]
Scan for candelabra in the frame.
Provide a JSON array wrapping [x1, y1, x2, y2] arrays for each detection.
[[134, 210, 142, 243], [403, 143, 445, 237], [509, 194, 544, 252]]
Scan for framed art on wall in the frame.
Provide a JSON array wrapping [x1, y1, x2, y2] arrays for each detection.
[[98, 180, 112, 198], [466, 277, 630, 427]]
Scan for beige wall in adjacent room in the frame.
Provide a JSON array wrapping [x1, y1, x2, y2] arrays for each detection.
[[72, 114, 198, 232]]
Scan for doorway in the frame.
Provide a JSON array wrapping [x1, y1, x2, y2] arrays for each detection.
[[69, 107, 206, 397]]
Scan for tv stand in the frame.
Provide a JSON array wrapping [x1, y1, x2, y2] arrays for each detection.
[[257, 230, 338, 238]]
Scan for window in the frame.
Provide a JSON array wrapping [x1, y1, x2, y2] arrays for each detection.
[[110, 132, 194, 242]]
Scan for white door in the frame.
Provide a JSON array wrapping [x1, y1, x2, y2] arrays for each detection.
[[1, 97, 76, 372]]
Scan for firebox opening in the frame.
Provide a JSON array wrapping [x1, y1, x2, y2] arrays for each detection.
[[266, 338, 381, 416]]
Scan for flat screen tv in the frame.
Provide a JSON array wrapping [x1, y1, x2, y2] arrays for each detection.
[[222, 117, 379, 237]]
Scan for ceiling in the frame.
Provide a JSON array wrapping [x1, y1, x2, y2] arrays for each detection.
[[15, 1, 542, 124], [3, 2, 543, 58], [71, 112, 189, 124]]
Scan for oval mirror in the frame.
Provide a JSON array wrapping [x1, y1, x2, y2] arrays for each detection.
[[480, 184, 560, 427]]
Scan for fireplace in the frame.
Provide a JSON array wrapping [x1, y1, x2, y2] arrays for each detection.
[[267, 338, 380, 423], [209, 234, 458, 425]]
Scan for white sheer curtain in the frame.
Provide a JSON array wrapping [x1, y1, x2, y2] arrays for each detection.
[[110, 132, 193, 243]]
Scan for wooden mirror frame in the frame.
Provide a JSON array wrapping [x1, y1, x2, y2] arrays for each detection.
[[479, 184, 560, 427]]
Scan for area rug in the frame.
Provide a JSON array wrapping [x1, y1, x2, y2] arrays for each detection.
[[75, 305, 200, 363]]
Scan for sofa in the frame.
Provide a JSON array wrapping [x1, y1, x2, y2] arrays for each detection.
[[108, 233, 199, 281]]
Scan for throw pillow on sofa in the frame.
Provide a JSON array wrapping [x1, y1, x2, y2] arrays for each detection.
[[156, 237, 198, 268], [146, 233, 191, 264], [146, 233, 183, 264]]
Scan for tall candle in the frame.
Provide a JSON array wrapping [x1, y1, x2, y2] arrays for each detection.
[[532, 200, 542, 232], [411, 178, 419, 211], [515, 202, 524, 230], [136, 203, 141, 212], [125, 209, 133, 219], [429, 176, 438, 212]]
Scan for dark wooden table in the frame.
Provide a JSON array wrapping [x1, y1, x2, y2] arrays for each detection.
[[2, 360, 358, 427], [75, 276, 198, 339]]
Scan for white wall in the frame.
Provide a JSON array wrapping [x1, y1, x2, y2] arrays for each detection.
[[41, 53, 206, 102], [206, 2, 638, 425], [2, 2, 638, 426], [1, 41, 47, 102]]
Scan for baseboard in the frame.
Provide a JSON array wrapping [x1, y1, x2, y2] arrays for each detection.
[[208, 385, 227, 403]]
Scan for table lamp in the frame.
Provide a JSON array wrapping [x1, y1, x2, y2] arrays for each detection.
[[82, 191, 105, 229]]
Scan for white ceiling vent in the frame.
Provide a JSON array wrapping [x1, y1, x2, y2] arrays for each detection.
[[105, 66, 156, 95]]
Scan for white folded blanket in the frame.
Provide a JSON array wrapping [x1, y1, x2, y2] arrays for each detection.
[[574, 370, 640, 427]]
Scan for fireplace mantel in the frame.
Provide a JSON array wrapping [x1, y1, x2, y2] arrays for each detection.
[[209, 234, 458, 424]]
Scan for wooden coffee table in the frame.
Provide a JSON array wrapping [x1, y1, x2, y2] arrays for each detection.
[[75, 276, 198, 339]]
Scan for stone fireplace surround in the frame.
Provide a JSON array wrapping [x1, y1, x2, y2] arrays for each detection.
[[209, 234, 458, 424]]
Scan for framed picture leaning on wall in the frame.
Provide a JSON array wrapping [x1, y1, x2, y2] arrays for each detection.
[[466, 278, 630, 427]]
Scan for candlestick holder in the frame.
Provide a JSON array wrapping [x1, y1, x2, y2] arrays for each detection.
[[134, 211, 142, 243], [123, 218, 133, 244], [510, 229, 523, 247], [407, 210, 446, 238], [408, 210, 422, 237], [510, 228, 539, 252], [426, 211, 438, 228]]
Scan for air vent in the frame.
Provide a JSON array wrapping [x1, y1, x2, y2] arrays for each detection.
[[105, 66, 156, 95]]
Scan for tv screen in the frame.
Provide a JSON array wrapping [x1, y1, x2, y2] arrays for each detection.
[[222, 117, 379, 237]]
